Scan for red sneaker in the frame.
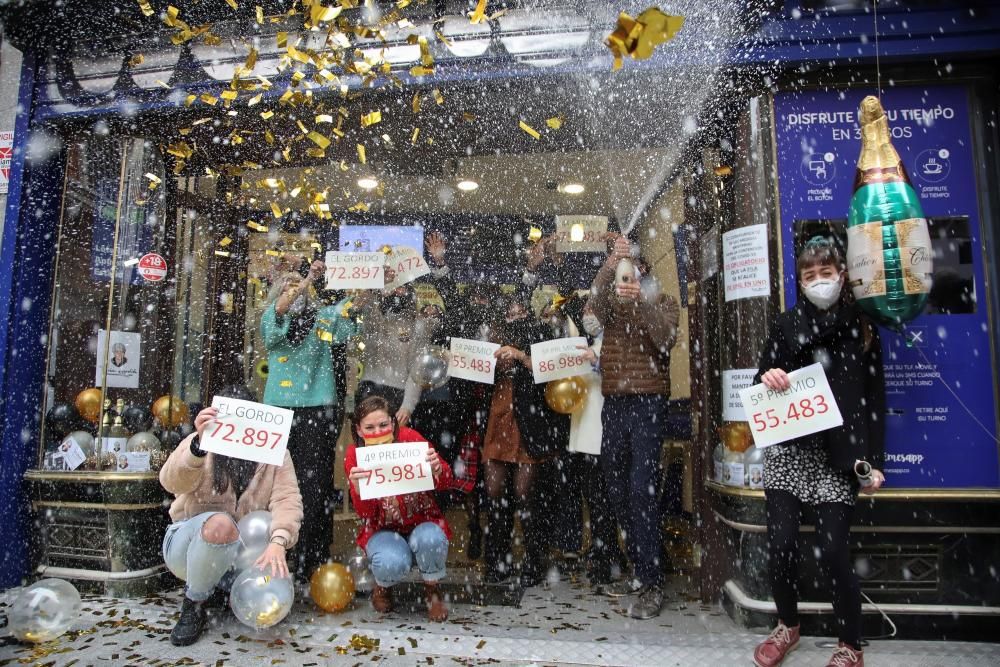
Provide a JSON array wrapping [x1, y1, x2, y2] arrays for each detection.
[[826, 643, 864, 666], [753, 622, 801, 667]]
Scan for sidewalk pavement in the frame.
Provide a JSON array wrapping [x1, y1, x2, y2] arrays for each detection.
[[1, 568, 998, 666]]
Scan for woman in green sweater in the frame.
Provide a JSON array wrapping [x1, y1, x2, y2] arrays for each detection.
[[261, 260, 356, 581]]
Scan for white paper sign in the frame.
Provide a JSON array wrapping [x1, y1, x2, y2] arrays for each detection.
[[201, 397, 294, 466], [355, 441, 434, 500], [723, 224, 770, 301], [384, 245, 430, 289], [96, 330, 141, 389], [116, 452, 150, 472], [554, 215, 608, 253], [324, 251, 385, 290], [448, 338, 500, 384], [0, 131, 13, 194], [722, 368, 758, 421], [101, 436, 127, 456], [723, 462, 745, 487], [739, 363, 844, 448], [530, 336, 590, 384], [747, 463, 765, 489], [59, 437, 87, 471]]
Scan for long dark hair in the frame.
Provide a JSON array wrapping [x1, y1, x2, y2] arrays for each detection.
[[210, 385, 262, 497], [351, 395, 398, 446]]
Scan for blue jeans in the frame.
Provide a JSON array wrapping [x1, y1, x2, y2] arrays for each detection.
[[365, 522, 449, 587], [162, 512, 241, 601], [600, 394, 669, 587]]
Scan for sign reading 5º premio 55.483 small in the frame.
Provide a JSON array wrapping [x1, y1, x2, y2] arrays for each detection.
[[739, 363, 843, 448], [201, 397, 293, 466]]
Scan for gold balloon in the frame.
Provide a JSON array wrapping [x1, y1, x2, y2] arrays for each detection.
[[310, 563, 355, 612], [545, 376, 588, 414], [75, 388, 103, 424], [151, 395, 190, 428]]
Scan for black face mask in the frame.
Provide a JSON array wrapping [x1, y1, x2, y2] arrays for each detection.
[[381, 291, 414, 314]]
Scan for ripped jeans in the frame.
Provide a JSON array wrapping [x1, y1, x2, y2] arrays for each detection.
[[162, 512, 242, 602]]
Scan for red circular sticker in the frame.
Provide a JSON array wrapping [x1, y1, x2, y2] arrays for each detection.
[[137, 253, 168, 282]]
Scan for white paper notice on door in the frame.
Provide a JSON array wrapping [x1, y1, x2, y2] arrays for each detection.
[[723, 224, 770, 302]]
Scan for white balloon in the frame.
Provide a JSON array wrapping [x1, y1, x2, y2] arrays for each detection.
[[235, 510, 272, 571], [8, 579, 82, 643], [229, 566, 294, 630]]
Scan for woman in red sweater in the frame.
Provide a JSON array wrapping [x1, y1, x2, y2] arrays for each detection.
[[345, 395, 453, 621]]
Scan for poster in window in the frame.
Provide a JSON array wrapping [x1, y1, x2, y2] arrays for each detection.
[[96, 330, 141, 389]]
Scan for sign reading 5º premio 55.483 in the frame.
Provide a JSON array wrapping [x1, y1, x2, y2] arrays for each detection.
[[739, 364, 843, 448], [201, 397, 293, 466]]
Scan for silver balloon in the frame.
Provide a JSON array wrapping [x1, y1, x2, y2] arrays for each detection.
[[126, 431, 161, 453], [8, 578, 82, 643], [229, 566, 294, 630], [346, 551, 375, 593], [62, 431, 95, 457], [639, 275, 662, 303], [235, 510, 272, 571], [410, 346, 449, 390]]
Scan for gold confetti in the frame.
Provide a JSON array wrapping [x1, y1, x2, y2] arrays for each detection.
[[410, 65, 434, 77], [361, 110, 382, 127], [244, 48, 259, 72], [173, 160, 186, 174], [128, 54, 145, 67], [256, 5, 264, 24], [185, 94, 197, 106], [311, 3, 342, 23], [166, 142, 194, 159], [339, 160, 348, 171], [265, 249, 281, 257], [463, 112, 476, 122], [215, 250, 231, 258], [136, 0, 154, 17], [315, 114, 333, 124], [280, 380, 293, 387], [200, 93, 219, 105], [221, 89, 238, 101], [278, 356, 288, 363], [145, 172, 162, 189], [308, 131, 331, 149], [518, 120, 541, 140], [317, 329, 334, 343], [411, 127, 420, 144], [412, 93, 421, 113], [277, 31, 288, 48], [433, 88, 444, 105], [306, 147, 326, 158], [546, 116, 564, 130], [348, 201, 370, 212], [607, 8, 684, 69], [357, 144, 366, 163], [247, 221, 269, 232], [271, 202, 284, 218], [249, 93, 263, 106], [470, 0, 487, 24]]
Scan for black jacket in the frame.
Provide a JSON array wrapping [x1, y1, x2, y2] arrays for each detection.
[[753, 300, 886, 471]]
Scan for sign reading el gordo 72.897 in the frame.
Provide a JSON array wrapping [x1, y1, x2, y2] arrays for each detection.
[[738, 363, 843, 448], [201, 397, 293, 466]]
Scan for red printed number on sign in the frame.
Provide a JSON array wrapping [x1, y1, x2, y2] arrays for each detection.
[[138, 253, 168, 282], [209, 420, 284, 449]]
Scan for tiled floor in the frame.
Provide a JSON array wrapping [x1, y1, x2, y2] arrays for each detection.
[[1, 569, 998, 666]]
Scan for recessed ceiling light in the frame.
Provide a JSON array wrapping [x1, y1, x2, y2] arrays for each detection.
[[357, 177, 379, 190], [559, 182, 585, 194], [457, 179, 480, 191]]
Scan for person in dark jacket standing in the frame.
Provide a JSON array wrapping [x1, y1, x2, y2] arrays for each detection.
[[751, 237, 885, 667], [590, 234, 679, 619]]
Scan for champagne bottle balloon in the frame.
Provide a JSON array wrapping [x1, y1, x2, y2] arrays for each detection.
[[846, 96, 933, 331]]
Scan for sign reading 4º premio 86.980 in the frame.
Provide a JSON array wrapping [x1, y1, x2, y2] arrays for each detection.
[[739, 363, 843, 448]]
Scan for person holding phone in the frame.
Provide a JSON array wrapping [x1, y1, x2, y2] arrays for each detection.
[[751, 237, 886, 667], [345, 395, 453, 622]]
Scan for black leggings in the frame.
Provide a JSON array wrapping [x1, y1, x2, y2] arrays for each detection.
[[483, 459, 545, 576], [766, 489, 861, 650]]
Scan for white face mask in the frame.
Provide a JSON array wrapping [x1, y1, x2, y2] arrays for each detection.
[[802, 276, 842, 310], [582, 313, 603, 337]]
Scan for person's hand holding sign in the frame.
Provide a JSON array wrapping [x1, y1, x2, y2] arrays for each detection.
[[760, 368, 791, 392], [194, 407, 218, 437], [426, 448, 443, 479], [348, 465, 369, 492]]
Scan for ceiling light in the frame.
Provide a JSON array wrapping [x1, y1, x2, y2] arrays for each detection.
[[559, 182, 585, 195], [457, 179, 479, 191], [357, 177, 379, 190]]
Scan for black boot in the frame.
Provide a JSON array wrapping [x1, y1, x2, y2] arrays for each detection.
[[170, 597, 207, 646], [467, 519, 482, 561]]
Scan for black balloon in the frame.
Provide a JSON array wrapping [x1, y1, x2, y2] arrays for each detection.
[[46, 403, 81, 440], [159, 430, 183, 450], [122, 405, 154, 434]]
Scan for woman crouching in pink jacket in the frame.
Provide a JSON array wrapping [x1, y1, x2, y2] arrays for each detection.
[[159, 387, 304, 647]]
